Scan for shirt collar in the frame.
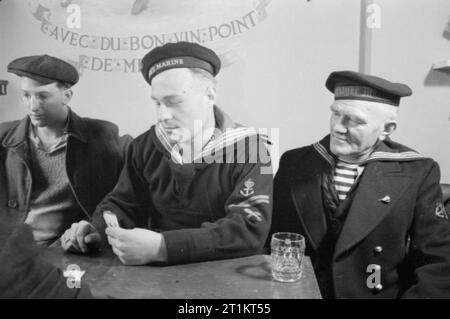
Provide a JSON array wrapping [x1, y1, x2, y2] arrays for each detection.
[[28, 115, 69, 154]]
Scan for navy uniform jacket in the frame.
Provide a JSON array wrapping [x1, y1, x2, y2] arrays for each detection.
[[270, 135, 450, 299], [91, 106, 273, 265]]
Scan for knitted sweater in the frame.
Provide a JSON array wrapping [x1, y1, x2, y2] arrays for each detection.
[[24, 138, 83, 246]]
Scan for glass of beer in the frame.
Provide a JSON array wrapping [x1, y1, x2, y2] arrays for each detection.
[[271, 232, 305, 282]]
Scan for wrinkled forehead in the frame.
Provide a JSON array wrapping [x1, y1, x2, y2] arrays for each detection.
[[330, 99, 389, 118]]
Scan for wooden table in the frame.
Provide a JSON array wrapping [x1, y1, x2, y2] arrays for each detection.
[[43, 248, 322, 299]]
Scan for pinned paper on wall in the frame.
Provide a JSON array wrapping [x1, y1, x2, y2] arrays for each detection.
[[0, 81, 8, 96]]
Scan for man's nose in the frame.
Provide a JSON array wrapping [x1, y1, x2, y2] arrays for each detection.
[[331, 117, 347, 134], [157, 104, 173, 121], [28, 96, 41, 112]]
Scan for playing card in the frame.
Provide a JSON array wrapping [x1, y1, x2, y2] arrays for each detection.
[[103, 211, 119, 228]]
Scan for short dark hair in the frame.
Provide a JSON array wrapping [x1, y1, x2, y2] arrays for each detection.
[[56, 82, 72, 90]]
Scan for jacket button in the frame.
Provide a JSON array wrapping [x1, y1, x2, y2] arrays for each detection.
[[374, 246, 383, 254], [7, 199, 18, 208], [374, 284, 383, 291]]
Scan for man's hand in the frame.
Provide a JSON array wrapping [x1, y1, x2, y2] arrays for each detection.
[[61, 221, 102, 253], [105, 228, 168, 265]]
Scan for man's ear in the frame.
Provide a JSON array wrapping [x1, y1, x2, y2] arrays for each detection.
[[63, 88, 73, 105], [205, 86, 216, 105], [380, 120, 397, 140]]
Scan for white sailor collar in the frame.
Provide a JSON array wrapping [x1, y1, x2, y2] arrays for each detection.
[[313, 135, 425, 167], [155, 105, 265, 164]]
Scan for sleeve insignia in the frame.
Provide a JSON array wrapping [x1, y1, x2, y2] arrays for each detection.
[[435, 202, 448, 220], [240, 178, 255, 197]]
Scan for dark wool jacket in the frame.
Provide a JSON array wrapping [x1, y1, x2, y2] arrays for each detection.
[[92, 107, 273, 265], [0, 108, 130, 229], [270, 135, 450, 299]]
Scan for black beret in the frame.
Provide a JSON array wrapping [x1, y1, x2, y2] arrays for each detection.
[[141, 41, 221, 85], [7, 55, 79, 86], [325, 70, 412, 106]]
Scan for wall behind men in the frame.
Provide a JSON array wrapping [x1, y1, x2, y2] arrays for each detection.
[[1, 1, 447, 183], [0, 0, 359, 175], [370, 0, 450, 182]]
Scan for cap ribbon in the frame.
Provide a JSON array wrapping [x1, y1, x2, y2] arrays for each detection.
[[147, 56, 214, 83]]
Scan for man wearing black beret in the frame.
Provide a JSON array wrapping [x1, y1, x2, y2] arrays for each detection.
[[62, 42, 273, 265], [270, 71, 450, 298], [0, 54, 130, 246]]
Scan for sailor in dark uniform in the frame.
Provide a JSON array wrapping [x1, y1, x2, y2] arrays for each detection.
[[270, 71, 450, 299]]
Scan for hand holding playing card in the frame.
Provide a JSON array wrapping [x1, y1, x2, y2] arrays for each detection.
[[103, 211, 120, 228], [105, 227, 168, 265]]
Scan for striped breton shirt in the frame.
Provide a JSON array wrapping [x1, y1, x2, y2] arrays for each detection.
[[333, 161, 365, 202]]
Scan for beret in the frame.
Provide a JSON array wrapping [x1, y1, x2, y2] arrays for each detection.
[[326, 70, 412, 106], [141, 41, 221, 85], [7, 54, 79, 86]]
